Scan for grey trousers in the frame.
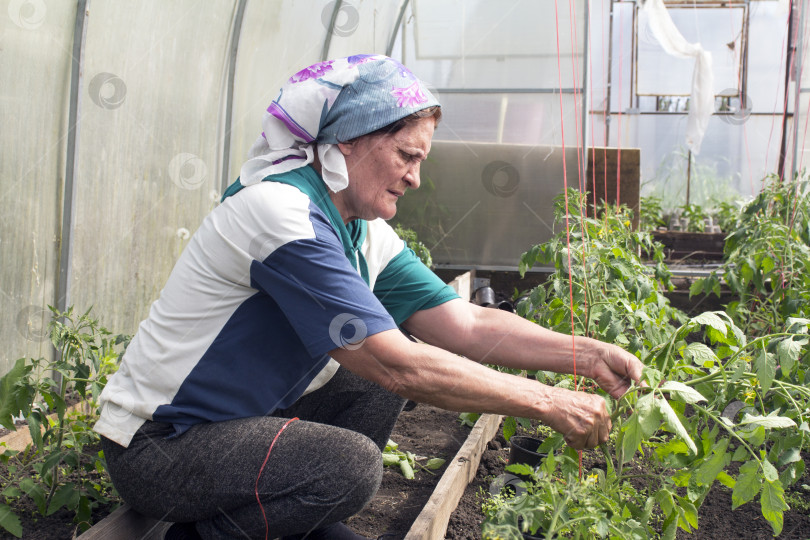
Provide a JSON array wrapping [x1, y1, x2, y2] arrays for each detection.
[[101, 367, 406, 539]]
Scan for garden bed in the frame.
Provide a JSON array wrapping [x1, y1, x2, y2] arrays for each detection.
[[446, 422, 810, 539]]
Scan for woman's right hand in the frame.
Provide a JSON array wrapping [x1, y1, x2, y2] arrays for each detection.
[[542, 387, 611, 449]]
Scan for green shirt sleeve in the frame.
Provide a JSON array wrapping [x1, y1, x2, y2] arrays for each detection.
[[373, 243, 460, 326]]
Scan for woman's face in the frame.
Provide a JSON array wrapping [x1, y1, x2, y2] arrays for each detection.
[[333, 116, 435, 223]]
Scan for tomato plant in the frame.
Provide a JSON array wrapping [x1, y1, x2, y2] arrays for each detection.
[[518, 190, 685, 359], [692, 173, 810, 336], [484, 188, 810, 539], [484, 313, 809, 539], [0, 308, 128, 537]]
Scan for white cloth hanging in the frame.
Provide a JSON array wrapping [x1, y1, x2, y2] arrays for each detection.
[[641, 0, 714, 155]]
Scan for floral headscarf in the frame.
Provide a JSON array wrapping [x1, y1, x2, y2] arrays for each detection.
[[239, 55, 440, 194]]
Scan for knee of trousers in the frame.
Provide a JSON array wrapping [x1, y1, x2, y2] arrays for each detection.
[[331, 433, 384, 514]]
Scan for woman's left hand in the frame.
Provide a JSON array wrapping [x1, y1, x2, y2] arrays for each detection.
[[587, 343, 645, 399]]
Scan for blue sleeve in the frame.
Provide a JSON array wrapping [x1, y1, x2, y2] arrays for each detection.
[[249, 207, 398, 357], [373, 244, 460, 326]]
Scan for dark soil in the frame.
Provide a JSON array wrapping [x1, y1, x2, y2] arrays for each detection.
[[1, 443, 120, 540], [446, 424, 810, 540], [348, 404, 472, 538]]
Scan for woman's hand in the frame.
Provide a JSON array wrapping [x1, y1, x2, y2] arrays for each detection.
[[586, 342, 645, 400], [543, 387, 611, 449]]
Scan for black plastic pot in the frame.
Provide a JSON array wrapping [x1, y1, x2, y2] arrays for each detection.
[[474, 286, 496, 307], [508, 435, 546, 482]]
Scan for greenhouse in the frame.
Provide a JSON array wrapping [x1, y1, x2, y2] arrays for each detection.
[[2, 0, 810, 538]]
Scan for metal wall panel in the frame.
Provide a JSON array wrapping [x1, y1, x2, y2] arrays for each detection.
[[0, 1, 78, 374], [68, 0, 236, 337], [398, 141, 579, 268]]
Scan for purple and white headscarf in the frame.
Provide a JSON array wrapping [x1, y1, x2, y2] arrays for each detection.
[[240, 55, 440, 193]]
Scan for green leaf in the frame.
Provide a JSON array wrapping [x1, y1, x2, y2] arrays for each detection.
[[636, 393, 663, 437], [676, 496, 699, 531], [458, 412, 480, 427], [779, 459, 805, 488], [680, 343, 718, 367], [739, 413, 796, 430], [399, 459, 414, 479], [0, 504, 22, 538], [695, 438, 729, 486], [621, 413, 643, 465], [46, 483, 79, 515], [760, 478, 788, 535], [502, 416, 517, 442], [657, 398, 697, 454], [606, 320, 623, 342], [732, 460, 761, 509], [27, 412, 44, 451], [382, 453, 401, 467], [505, 463, 534, 476], [659, 381, 707, 404], [384, 439, 399, 452], [19, 478, 46, 515], [691, 312, 728, 336], [761, 459, 779, 482], [717, 471, 736, 489], [754, 349, 776, 394], [424, 458, 445, 470], [776, 338, 804, 377], [689, 279, 704, 297], [732, 445, 749, 462], [0, 358, 32, 431]]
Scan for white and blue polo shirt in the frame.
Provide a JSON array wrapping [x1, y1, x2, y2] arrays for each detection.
[[95, 166, 458, 447]]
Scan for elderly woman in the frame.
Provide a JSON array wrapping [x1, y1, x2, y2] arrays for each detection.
[[95, 55, 644, 540]]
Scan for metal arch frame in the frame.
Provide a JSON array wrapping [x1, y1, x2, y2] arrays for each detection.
[[387, 0, 411, 58], [321, 0, 344, 61], [55, 0, 90, 321], [220, 0, 249, 194], [790, 0, 806, 180]]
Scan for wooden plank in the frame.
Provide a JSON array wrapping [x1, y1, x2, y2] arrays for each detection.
[[405, 413, 502, 540], [76, 504, 170, 539], [447, 271, 473, 302], [586, 147, 641, 229]]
